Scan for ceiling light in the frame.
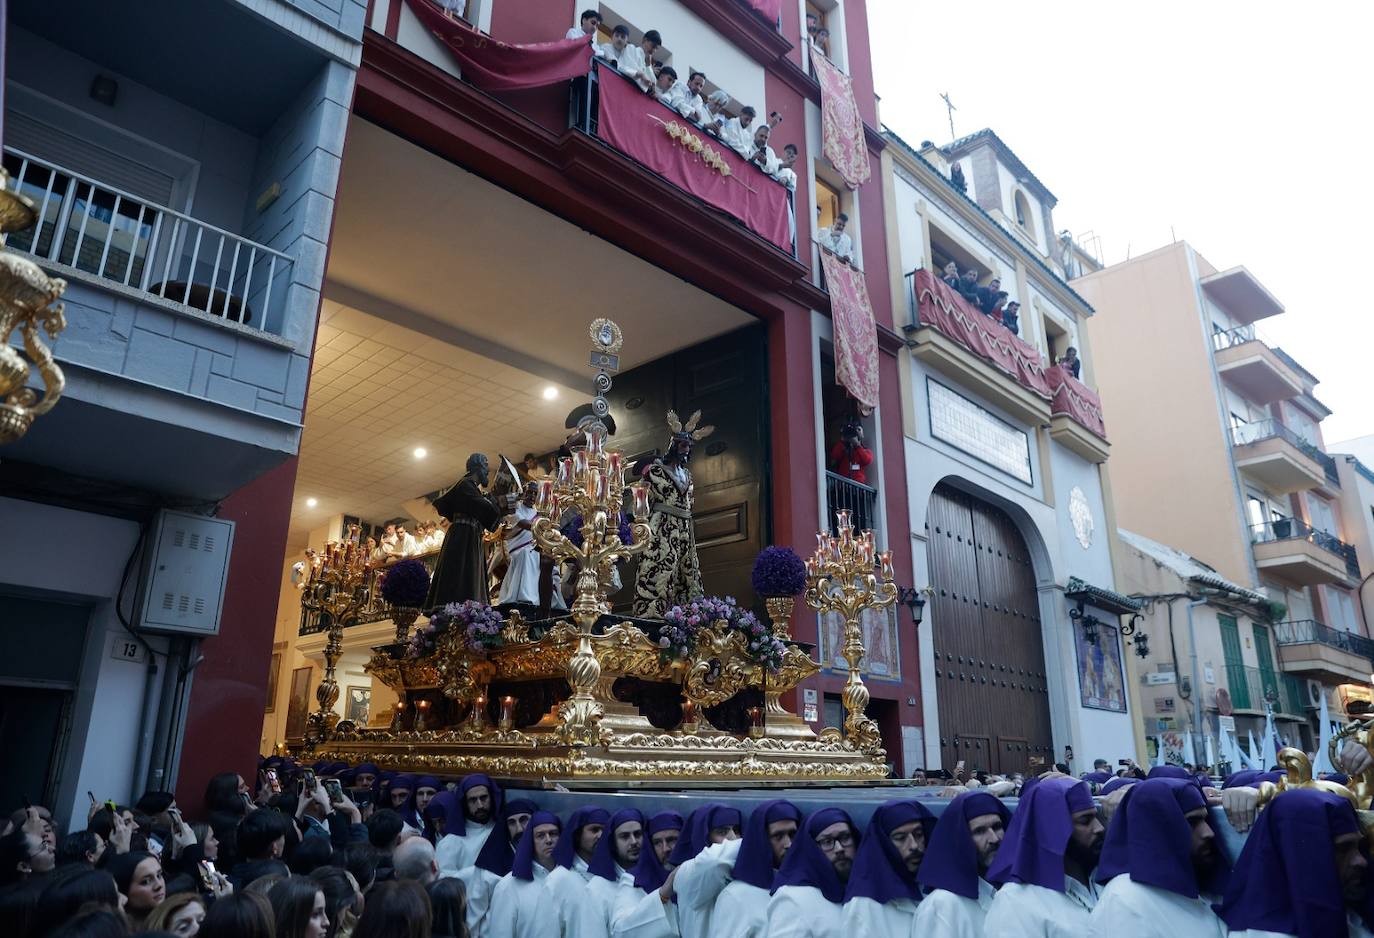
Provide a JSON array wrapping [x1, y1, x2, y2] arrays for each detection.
[[413, 447, 428, 460], [542, 386, 559, 401], [305, 497, 318, 508]]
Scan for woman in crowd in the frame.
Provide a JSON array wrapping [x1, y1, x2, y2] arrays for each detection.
[[355, 879, 433, 938], [107, 849, 165, 929], [199, 890, 276, 938], [428, 876, 468, 938], [144, 891, 207, 935], [30, 866, 124, 935], [312, 864, 364, 938], [270, 874, 332, 938]]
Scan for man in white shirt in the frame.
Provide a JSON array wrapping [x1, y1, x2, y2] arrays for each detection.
[[546, 806, 611, 936], [766, 807, 856, 938], [983, 776, 1103, 938], [654, 66, 688, 113], [641, 803, 745, 938], [1089, 779, 1227, 937], [912, 790, 1010, 938], [842, 800, 935, 936], [464, 798, 539, 938], [488, 811, 562, 938], [744, 125, 795, 189], [610, 28, 661, 91], [816, 213, 854, 263], [677, 70, 713, 126], [720, 106, 758, 157], [578, 808, 646, 938], [435, 774, 501, 876], [566, 9, 602, 45]]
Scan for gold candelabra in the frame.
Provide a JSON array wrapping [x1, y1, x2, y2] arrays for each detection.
[[529, 423, 651, 745], [300, 524, 373, 744], [0, 169, 67, 444], [803, 509, 896, 756]]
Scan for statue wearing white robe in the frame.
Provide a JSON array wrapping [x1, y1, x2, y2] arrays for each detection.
[[765, 884, 843, 938], [487, 863, 557, 938], [496, 503, 540, 606], [983, 877, 1099, 938], [1089, 876, 1225, 938], [909, 879, 995, 938]]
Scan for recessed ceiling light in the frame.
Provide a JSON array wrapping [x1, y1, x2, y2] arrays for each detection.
[[305, 497, 318, 508], [413, 447, 428, 460], [542, 386, 559, 401]]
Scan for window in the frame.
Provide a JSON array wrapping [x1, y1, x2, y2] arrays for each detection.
[[1325, 588, 1359, 633], [1219, 615, 1248, 709], [1252, 623, 1280, 704], [815, 176, 842, 232], [1013, 190, 1035, 239], [1307, 493, 1338, 537]]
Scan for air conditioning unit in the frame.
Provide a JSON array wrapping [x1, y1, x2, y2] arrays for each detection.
[[135, 509, 235, 636], [1306, 679, 1324, 710]]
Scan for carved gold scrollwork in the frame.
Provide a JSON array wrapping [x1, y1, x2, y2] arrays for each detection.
[[683, 621, 757, 709]]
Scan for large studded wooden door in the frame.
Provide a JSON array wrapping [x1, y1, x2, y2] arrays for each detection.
[[927, 483, 1051, 775]]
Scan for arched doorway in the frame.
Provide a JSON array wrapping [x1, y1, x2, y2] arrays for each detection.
[[927, 482, 1052, 775]]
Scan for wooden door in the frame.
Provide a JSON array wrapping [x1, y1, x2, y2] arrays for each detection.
[[927, 484, 1050, 775]]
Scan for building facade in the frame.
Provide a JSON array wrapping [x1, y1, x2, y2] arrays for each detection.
[[879, 129, 1139, 775], [1077, 241, 1367, 757], [256, 0, 936, 772], [0, 0, 361, 823]]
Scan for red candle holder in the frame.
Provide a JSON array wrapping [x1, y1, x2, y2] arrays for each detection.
[[681, 700, 699, 733], [499, 695, 515, 731]]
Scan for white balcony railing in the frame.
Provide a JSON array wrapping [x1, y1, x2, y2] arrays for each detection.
[[3, 147, 294, 335]]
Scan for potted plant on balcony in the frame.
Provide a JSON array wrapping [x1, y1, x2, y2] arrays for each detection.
[[380, 558, 431, 644], [751, 546, 808, 641], [1271, 516, 1293, 539]]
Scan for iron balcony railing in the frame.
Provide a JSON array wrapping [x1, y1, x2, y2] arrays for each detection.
[[825, 471, 878, 535], [1230, 417, 1339, 486], [3, 147, 295, 334], [299, 550, 441, 636], [1248, 517, 1361, 579], [1225, 663, 1305, 715], [1274, 618, 1374, 662]]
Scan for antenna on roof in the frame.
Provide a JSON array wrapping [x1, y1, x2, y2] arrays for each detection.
[[939, 92, 957, 141]]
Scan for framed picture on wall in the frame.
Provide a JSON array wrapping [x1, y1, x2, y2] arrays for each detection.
[[264, 651, 283, 713], [345, 686, 372, 724], [285, 666, 313, 740], [1075, 620, 1127, 712]]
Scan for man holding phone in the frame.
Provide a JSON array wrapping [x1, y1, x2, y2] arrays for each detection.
[[297, 777, 367, 846]]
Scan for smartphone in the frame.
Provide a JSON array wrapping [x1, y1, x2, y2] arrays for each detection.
[[198, 859, 217, 890], [266, 769, 278, 785], [303, 768, 316, 790], [325, 779, 344, 803], [348, 787, 373, 808], [1118, 759, 1131, 766], [147, 835, 164, 857]]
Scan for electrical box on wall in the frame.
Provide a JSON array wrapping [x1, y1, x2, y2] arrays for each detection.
[[136, 510, 235, 636]]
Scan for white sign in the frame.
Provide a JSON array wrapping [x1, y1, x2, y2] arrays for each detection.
[[803, 688, 818, 705], [1145, 672, 1177, 686], [1218, 715, 1236, 733], [803, 703, 819, 723], [1204, 666, 1216, 684]]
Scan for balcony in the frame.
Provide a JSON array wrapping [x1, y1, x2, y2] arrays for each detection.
[[1273, 619, 1374, 684], [1199, 266, 1284, 324], [1249, 518, 1360, 587], [1044, 364, 1110, 463], [1231, 419, 1336, 495], [1212, 327, 1306, 404], [300, 550, 440, 637], [1226, 664, 1306, 717], [904, 269, 1053, 426], [825, 471, 878, 535]]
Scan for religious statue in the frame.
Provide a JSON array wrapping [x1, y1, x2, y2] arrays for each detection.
[[632, 409, 713, 618], [426, 453, 511, 611], [495, 481, 542, 611]]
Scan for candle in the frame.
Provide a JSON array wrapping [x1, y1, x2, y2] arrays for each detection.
[[535, 479, 554, 512], [607, 452, 624, 488], [748, 706, 762, 726], [879, 550, 894, 579], [631, 483, 651, 518], [558, 457, 573, 486], [681, 700, 698, 727], [572, 449, 589, 477], [804, 558, 816, 577], [588, 428, 605, 457], [836, 508, 852, 531], [500, 695, 515, 730], [594, 470, 609, 501]]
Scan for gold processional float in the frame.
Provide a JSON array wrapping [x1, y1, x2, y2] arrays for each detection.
[[297, 319, 896, 784]]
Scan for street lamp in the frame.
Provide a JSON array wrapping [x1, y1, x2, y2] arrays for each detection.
[[897, 586, 930, 627]]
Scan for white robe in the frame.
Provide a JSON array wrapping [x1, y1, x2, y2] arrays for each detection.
[[673, 838, 740, 938], [1088, 876, 1224, 938], [546, 857, 595, 935], [436, 821, 495, 875], [1230, 912, 1374, 938], [765, 884, 843, 938], [615, 43, 656, 91], [677, 92, 711, 126], [497, 504, 540, 606], [712, 880, 768, 938], [460, 864, 502, 938], [909, 880, 995, 938], [488, 864, 557, 938], [842, 895, 918, 936], [720, 117, 756, 157], [612, 888, 677, 938], [578, 865, 637, 938], [816, 228, 853, 262], [983, 877, 1099, 938], [656, 81, 690, 115]]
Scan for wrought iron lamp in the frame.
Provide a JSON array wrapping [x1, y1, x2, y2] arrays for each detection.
[[897, 586, 931, 626]]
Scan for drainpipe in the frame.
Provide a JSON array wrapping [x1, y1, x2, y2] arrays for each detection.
[[1186, 598, 1207, 747], [131, 654, 162, 802]]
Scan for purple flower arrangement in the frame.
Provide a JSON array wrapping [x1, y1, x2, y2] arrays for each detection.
[[379, 558, 431, 607], [561, 513, 635, 548], [660, 595, 787, 672], [751, 546, 807, 597], [409, 599, 503, 657]]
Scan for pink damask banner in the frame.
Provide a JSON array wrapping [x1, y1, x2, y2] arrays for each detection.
[[912, 270, 1052, 399], [812, 52, 871, 189], [822, 253, 879, 409], [595, 70, 792, 251], [744, 0, 783, 24], [1046, 364, 1109, 440], [405, 0, 592, 91]]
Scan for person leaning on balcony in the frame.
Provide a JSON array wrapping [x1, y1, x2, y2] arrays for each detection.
[[977, 277, 1003, 314], [829, 422, 873, 485], [722, 106, 758, 157], [941, 261, 961, 290], [599, 24, 628, 66], [566, 9, 602, 44], [1059, 347, 1081, 379], [678, 71, 713, 126], [620, 29, 662, 92], [816, 213, 855, 263], [957, 268, 981, 307], [747, 125, 797, 189], [986, 292, 1009, 323], [654, 66, 688, 112], [1003, 300, 1021, 335], [704, 90, 732, 136]]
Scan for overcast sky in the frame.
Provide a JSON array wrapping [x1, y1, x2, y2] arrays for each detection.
[[868, 0, 1372, 445]]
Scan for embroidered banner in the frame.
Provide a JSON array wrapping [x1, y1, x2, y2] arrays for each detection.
[[595, 69, 792, 251], [822, 253, 879, 409], [912, 270, 1053, 399], [404, 0, 593, 91], [812, 52, 870, 189], [744, 0, 783, 24], [1046, 364, 1109, 440]]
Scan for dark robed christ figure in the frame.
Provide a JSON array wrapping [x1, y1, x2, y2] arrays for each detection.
[[426, 453, 507, 610]]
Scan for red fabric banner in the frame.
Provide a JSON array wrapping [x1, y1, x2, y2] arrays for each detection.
[[822, 253, 879, 409], [812, 52, 871, 189], [404, 0, 593, 91], [744, 0, 783, 24], [595, 70, 792, 251], [911, 270, 1052, 399], [1046, 364, 1109, 440]]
